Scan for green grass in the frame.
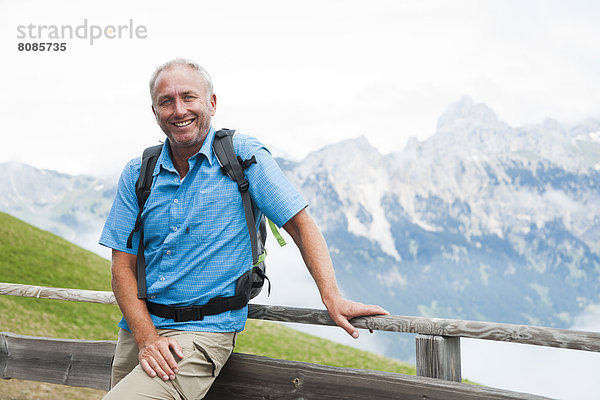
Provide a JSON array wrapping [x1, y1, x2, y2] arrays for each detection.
[[0, 211, 415, 375], [235, 319, 414, 373], [0, 212, 121, 340]]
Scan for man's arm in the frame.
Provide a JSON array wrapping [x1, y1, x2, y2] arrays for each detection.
[[282, 208, 389, 338], [111, 249, 184, 380]]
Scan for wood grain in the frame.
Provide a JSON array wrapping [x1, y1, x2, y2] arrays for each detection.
[[416, 335, 461, 382], [0, 332, 114, 391], [207, 352, 548, 399], [1, 333, 550, 399], [247, 304, 600, 352], [0, 282, 116, 305], [2, 283, 599, 352]]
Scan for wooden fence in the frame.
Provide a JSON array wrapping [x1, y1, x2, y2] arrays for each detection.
[[2, 282, 599, 399]]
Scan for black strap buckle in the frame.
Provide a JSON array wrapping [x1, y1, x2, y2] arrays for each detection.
[[237, 178, 249, 192], [174, 306, 204, 322]]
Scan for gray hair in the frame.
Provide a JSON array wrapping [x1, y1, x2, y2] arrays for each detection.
[[149, 58, 214, 104]]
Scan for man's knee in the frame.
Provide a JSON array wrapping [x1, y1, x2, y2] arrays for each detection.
[[104, 365, 180, 400], [104, 332, 235, 400]]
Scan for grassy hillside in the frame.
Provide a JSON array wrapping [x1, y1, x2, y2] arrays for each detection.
[[0, 212, 121, 339], [0, 211, 414, 397]]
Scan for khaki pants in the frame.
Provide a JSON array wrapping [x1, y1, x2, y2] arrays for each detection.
[[103, 329, 236, 400]]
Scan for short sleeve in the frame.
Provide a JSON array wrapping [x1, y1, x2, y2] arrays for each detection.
[[99, 158, 142, 254], [235, 134, 308, 228]]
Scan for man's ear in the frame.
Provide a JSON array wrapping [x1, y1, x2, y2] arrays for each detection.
[[209, 93, 217, 116], [151, 105, 158, 120]]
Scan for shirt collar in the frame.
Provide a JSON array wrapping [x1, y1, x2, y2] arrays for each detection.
[[153, 126, 217, 176], [197, 125, 217, 166]]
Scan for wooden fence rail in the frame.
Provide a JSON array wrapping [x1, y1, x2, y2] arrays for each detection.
[[2, 282, 599, 352], [0, 332, 550, 399]]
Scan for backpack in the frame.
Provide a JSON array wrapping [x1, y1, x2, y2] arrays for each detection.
[[125, 129, 286, 322]]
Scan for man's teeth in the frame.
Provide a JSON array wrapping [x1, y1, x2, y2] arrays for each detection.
[[173, 120, 193, 127]]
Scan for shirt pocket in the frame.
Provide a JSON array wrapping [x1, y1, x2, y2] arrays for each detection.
[[187, 185, 242, 242]]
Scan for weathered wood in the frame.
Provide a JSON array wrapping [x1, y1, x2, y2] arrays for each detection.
[[0, 282, 116, 305], [0, 333, 7, 379], [207, 353, 549, 400], [248, 303, 600, 352], [2, 283, 600, 353], [1, 333, 549, 399], [416, 335, 461, 382], [0, 332, 115, 391]]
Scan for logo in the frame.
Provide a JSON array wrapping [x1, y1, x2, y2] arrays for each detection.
[[16, 19, 148, 45]]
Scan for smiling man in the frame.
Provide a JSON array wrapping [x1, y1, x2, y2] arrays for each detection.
[[99, 58, 387, 400], [151, 64, 215, 161]]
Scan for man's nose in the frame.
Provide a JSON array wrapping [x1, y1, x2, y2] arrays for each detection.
[[173, 98, 186, 116]]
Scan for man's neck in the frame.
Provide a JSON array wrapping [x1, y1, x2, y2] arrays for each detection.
[[167, 140, 204, 179]]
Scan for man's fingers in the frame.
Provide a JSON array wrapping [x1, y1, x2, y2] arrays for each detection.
[[140, 356, 169, 380], [139, 337, 182, 380], [153, 351, 176, 380], [353, 303, 389, 317], [328, 298, 390, 339], [155, 340, 183, 379], [333, 315, 360, 339], [164, 338, 183, 375], [168, 337, 184, 361], [140, 358, 156, 378], [371, 305, 389, 315]]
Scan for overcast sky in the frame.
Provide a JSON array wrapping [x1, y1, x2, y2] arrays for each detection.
[[3, 1, 600, 397], [2, 0, 599, 176]]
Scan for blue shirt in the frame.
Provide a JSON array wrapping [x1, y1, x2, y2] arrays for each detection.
[[100, 126, 307, 332]]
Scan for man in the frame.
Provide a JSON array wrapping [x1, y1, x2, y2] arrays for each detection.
[[100, 58, 388, 399]]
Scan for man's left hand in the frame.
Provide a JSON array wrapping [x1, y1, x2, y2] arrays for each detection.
[[324, 295, 389, 338]]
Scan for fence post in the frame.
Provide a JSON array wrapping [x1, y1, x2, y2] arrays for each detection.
[[416, 335, 461, 382]]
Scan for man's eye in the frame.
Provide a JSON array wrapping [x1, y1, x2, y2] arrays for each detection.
[[160, 99, 173, 106], [184, 95, 196, 101]]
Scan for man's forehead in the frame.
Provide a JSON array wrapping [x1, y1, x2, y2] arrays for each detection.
[[154, 65, 208, 94]]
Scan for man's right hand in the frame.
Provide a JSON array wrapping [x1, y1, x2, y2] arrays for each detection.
[[138, 335, 184, 381], [111, 250, 185, 381]]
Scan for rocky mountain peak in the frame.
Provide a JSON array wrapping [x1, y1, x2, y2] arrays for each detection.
[[436, 96, 502, 134]]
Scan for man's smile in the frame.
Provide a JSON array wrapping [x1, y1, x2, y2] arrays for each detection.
[[172, 118, 195, 128]]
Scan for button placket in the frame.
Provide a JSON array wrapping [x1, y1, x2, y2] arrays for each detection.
[[168, 173, 186, 236]]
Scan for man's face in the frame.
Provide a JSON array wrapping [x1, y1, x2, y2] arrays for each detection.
[[151, 65, 216, 150]]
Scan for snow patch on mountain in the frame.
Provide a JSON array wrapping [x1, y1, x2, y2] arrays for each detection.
[[344, 173, 401, 261], [299, 136, 402, 260]]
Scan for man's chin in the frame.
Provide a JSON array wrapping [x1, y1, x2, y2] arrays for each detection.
[[167, 131, 206, 148]]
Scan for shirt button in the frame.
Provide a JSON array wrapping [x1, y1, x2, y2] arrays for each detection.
[[172, 226, 178, 232], [159, 276, 166, 281], [174, 178, 179, 183], [166, 250, 172, 255], [173, 199, 179, 204], [150, 295, 156, 300]]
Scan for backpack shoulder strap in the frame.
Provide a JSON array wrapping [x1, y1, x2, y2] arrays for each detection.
[[213, 129, 260, 266], [127, 143, 162, 299], [136, 144, 163, 208], [126, 144, 162, 249]]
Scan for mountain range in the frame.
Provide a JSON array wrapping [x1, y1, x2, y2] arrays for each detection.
[[282, 97, 599, 327], [0, 162, 115, 257], [2, 96, 599, 361]]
